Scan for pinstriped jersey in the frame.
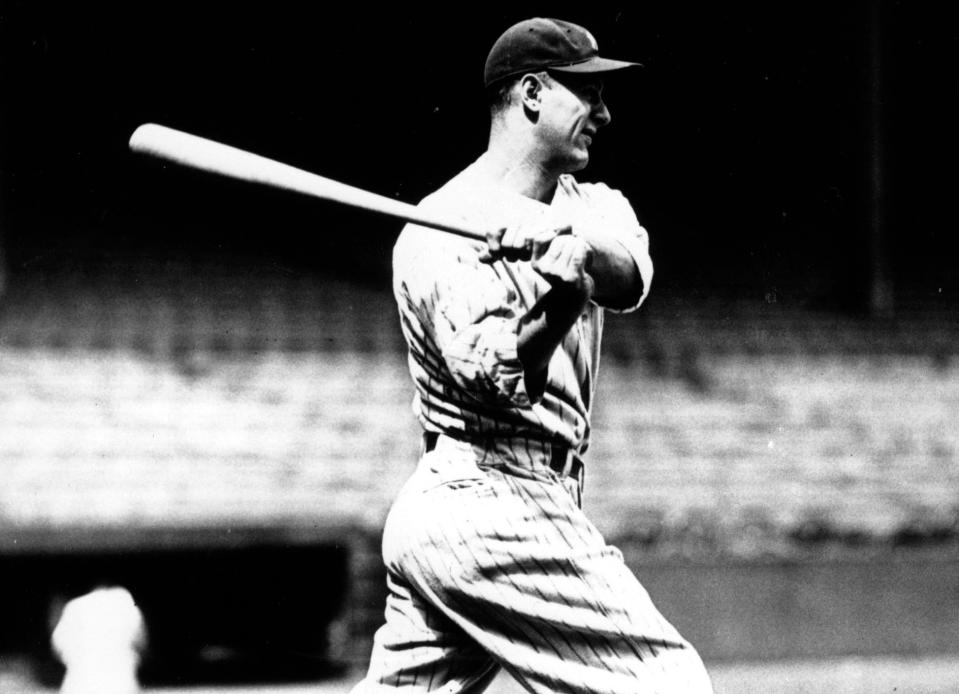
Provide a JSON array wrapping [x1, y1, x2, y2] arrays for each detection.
[[392, 156, 653, 460]]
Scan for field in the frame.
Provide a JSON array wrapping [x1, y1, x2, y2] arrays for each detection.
[[4, 656, 959, 694]]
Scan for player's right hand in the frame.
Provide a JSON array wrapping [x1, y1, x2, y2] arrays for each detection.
[[478, 224, 573, 264], [531, 234, 595, 297]]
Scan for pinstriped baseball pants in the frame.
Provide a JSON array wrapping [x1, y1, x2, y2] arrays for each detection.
[[353, 436, 713, 694]]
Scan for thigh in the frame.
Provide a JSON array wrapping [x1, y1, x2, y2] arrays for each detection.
[[387, 459, 712, 694], [358, 570, 499, 694], [356, 453, 502, 694]]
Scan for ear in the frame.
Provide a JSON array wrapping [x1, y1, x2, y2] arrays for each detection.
[[518, 73, 545, 112]]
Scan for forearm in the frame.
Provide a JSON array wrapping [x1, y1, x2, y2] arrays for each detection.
[[517, 284, 591, 401], [574, 227, 643, 309]]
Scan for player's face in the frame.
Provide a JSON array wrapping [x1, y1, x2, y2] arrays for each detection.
[[536, 73, 611, 172]]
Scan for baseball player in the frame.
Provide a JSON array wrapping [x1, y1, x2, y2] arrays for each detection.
[[353, 18, 712, 694]]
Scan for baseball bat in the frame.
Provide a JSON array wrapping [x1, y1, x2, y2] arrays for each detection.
[[128, 123, 486, 241]]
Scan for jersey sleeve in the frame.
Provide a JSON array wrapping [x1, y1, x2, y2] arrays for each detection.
[[393, 223, 536, 409], [576, 180, 654, 313]]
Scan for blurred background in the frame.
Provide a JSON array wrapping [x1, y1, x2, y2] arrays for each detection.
[[1, 1, 957, 692]]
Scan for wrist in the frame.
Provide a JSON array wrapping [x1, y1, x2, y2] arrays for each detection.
[[550, 275, 593, 306]]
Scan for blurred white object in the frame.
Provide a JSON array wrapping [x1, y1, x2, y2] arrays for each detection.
[[51, 586, 146, 694]]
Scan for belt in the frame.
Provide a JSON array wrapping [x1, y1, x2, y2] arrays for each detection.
[[422, 431, 583, 480]]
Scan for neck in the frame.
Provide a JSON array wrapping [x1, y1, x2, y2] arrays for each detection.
[[483, 125, 559, 202]]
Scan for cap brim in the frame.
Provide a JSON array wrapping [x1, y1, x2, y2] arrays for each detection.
[[549, 56, 642, 74]]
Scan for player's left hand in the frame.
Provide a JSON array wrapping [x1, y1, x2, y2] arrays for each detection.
[[478, 223, 573, 264]]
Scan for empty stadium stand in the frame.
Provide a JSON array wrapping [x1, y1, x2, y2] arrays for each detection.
[[1, 259, 957, 672]]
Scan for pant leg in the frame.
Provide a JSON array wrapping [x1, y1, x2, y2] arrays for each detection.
[[358, 447, 713, 694], [352, 450, 502, 694], [355, 569, 500, 694]]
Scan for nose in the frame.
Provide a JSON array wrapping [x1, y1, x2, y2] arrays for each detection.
[[593, 99, 611, 127]]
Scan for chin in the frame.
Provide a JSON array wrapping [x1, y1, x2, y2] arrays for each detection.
[[551, 148, 590, 175], [567, 154, 590, 173]]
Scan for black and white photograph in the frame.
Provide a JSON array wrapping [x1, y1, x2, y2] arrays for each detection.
[[1, 3, 957, 693]]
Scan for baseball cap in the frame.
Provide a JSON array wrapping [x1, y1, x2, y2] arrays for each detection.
[[484, 17, 641, 88]]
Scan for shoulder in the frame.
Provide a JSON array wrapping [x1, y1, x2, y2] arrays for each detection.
[[420, 158, 491, 208], [557, 174, 630, 205], [395, 172, 466, 243], [556, 176, 642, 231], [393, 182, 486, 280]]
